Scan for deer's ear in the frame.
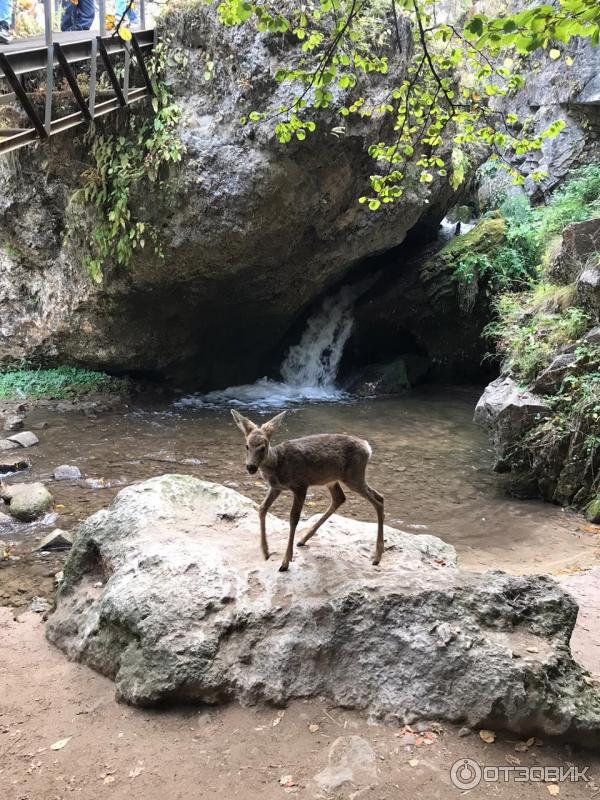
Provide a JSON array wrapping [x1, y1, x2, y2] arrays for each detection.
[[261, 410, 287, 439], [231, 409, 257, 436]]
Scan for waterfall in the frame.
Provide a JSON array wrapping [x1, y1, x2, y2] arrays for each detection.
[[178, 286, 360, 409]]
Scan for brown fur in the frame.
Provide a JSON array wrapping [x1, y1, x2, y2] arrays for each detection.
[[231, 410, 385, 571]]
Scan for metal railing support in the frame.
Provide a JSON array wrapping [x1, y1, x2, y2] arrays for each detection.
[[99, 0, 106, 37], [43, 0, 54, 134], [89, 36, 97, 118]]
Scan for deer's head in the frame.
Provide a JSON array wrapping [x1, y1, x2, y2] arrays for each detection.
[[231, 410, 287, 474]]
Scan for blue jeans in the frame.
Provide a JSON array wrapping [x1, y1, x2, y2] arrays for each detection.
[[61, 0, 95, 31], [115, 0, 138, 25], [0, 0, 12, 26]]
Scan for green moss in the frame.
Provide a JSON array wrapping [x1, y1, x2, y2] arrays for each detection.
[[586, 496, 600, 524], [0, 367, 128, 400], [440, 216, 506, 260]]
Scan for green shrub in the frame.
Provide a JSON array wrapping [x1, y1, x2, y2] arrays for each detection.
[[0, 367, 128, 400], [486, 294, 590, 381], [537, 164, 600, 242]]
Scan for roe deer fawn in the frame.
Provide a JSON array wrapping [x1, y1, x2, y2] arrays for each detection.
[[231, 409, 385, 571]]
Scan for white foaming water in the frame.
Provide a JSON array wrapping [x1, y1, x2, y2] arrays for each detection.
[[178, 286, 360, 410]]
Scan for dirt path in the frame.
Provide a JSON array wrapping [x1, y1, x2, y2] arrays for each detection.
[[1, 608, 599, 800]]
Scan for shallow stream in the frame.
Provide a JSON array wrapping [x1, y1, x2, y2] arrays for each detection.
[[5, 386, 598, 575]]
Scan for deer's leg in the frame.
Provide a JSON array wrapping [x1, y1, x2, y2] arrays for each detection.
[[259, 487, 281, 560], [345, 479, 385, 565], [298, 482, 346, 546], [279, 486, 307, 572]]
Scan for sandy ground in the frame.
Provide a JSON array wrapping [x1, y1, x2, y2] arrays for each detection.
[[1, 607, 600, 800]]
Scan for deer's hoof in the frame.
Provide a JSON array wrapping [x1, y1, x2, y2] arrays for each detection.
[[278, 563, 289, 572], [297, 540, 306, 547], [372, 556, 382, 566]]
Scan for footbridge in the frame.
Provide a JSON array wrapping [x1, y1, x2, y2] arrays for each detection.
[[0, 0, 155, 155]]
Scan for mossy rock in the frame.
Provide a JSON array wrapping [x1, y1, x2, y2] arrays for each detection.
[[586, 495, 600, 524], [436, 216, 506, 263]]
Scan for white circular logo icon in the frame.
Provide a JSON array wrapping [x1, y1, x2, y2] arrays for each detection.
[[451, 758, 482, 790]]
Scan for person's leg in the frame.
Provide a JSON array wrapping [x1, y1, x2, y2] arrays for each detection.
[[0, 0, 13, 42], [77, 0, 95, 30], [61, 0, 94, 31], [60, 0, 76, 31]]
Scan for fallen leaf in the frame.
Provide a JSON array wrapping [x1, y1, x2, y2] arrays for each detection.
[[408, 758, 419, 767], [514, 741, 530, 752], [505, 754, 521, 765], [309, 724, 320, 733], [547, 785, 560, 796], [479, 729, 496, 744], [526, 737, 535, 747], [526, 647, 539, 654], [272, 717, 281, 727], [50, 737, 71, 751], [103, 776, 116, 784], [279, 775, 298, 788]]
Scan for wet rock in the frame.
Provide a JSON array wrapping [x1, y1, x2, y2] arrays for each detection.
[[549, 218, 600, 284], [0, 439, 18, 452], [3, 415, 24, 432], [53, 465, 82, 481], [34, 528, 74, 551], [30, 596, 51, 613], [586, 497, 600, 525], [474, 377, 549, 464], [313, 736, 377, 792], [7, 431, 39, 448], [0, 511, 11, 527], [347, 355, 430, 396], [48, 475, 600, 744], [6, 482, 53, 522], [458, 727, 472, 738], [532, 353, 577, 394], [0, 452, 31, 473], [349, 218, 506, 383]]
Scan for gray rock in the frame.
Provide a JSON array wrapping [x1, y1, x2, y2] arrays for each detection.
[[3, 415, 24, 432], [53, 465, 82, 481], [7, 431, 39, 448], [34, 528, 74, 551], [474, 377, 549, 461], [0, 439, 18, 452], [0, 452, 31, 473], [576, 265, 600, 315], [30, 596, 51, 613], [312, 736, 377, 792], [7, 482, 53, 522], [0, 511, 12, 527], [532, 353, 577, 394], [47, 475, 600, 744]]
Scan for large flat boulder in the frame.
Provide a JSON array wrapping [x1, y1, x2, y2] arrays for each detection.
[[47, 475, 600, 744]]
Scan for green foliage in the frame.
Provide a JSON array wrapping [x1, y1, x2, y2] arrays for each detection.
[[72, 44, 185, 282], [0, 368, 128, 400], [486, 294, 589, 381], [537, 163, 600, 242], [211, 0, 598, 206]]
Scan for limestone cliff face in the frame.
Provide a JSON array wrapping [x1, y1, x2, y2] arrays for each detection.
[[0, 3, 456, 387]]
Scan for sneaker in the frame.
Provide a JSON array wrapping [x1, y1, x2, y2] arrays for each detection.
[[0, 21, 12, 44]]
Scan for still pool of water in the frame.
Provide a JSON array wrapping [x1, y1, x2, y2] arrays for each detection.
[[5, 386, 599, 574]]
